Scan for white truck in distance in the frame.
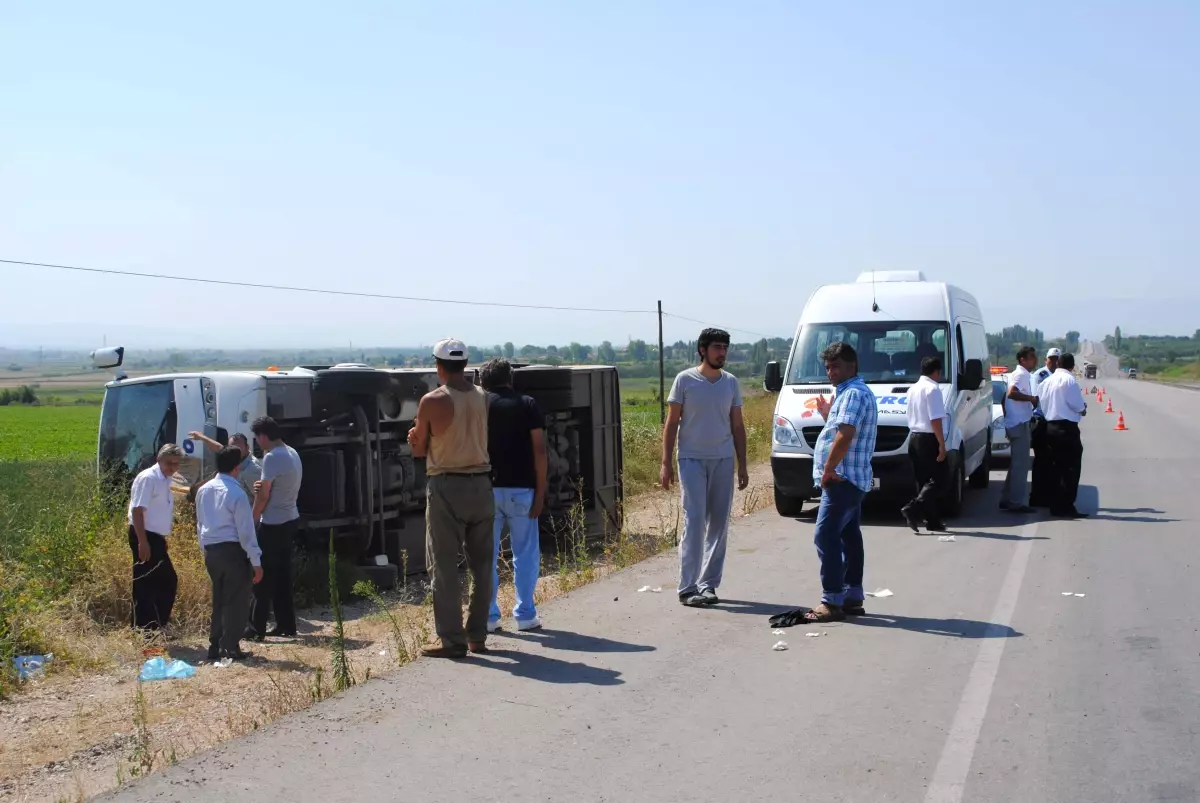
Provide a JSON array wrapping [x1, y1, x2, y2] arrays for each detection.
[[90, 347, 624, 585]]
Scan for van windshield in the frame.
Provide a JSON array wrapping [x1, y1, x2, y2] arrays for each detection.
[[787, 321, 950, 385]]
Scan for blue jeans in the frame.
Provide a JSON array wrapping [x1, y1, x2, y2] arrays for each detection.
[[813, 481, 867, 607], [489, 488, 540, 624], [677, 457, 736, 596]]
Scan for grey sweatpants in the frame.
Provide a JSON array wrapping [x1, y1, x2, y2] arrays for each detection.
[[426, 473, 495, 648], [1003, 420, 1032, 507], [677, 457, 735, 596]]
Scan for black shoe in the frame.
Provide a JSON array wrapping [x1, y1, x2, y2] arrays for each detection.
[[679, 593, 707, 608], [699, 588, 720, 606], [206, 648, 220, 662], [1052, 509, 1088, 519], [243, 627, 264, 643], [223, 650, 254, 662], [926, 521, 948, 533], [999, 501, 1012, 510], [901, 505, 922, 533], [265, 628, 297, 638]]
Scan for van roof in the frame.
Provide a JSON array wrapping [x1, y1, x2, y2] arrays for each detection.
[[800, 275, 980, 326]]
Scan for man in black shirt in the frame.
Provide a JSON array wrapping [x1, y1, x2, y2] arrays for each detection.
[[481, 359, 548, 632]]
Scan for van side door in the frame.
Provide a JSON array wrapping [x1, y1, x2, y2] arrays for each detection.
[[955, 321, 991, 470]]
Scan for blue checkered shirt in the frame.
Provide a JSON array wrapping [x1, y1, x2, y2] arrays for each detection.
[[813, 375, 879, 493]]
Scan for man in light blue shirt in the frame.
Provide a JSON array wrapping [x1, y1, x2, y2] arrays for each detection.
[[800, 341, 878, 623], [196, 447, 263, 661]]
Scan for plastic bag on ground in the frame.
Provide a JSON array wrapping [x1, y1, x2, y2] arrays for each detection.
[[12, 654, 53, 681], [139, 656, 197, 682], [866, 589, 894, 598]]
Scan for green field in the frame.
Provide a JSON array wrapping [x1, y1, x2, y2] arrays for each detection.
[[0, 404, 99, 462]]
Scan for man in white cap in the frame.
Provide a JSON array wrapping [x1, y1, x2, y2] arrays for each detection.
[[408, 338, 494, 659], [1028, 347, 1061, 508]]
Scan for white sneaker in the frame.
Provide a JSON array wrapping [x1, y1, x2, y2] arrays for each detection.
[[487, 619, 502, 633], [515, 617, 543, 631]]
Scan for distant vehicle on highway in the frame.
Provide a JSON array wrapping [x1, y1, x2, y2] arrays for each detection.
[[1085, 363, 1097, 379], [1128, 368, 1139, 379]]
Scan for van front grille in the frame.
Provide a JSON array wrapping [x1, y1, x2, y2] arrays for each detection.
[[801, 425, 909, 454]]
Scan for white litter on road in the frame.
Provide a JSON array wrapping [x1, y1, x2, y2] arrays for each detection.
[[772, 641, 789, 651], [1074, 593, 1086, 597], [651, 587, 663, 593], [805, 632, 824, 638], [378, 650, 387, 656], [938, 535, 956, 542], [637, 586, 651, 593], [772, 629, 786, 636], [867, 589, 894, 598], [1062, 592, 1073, 596]]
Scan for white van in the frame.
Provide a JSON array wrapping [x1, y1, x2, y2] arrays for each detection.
[[764, 271, 992, 517]]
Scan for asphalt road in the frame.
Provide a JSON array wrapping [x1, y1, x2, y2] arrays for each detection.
[[102, 359, 1199, 803]]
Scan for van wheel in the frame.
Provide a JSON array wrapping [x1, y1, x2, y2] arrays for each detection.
[[940, 456, 965, 518], [968, 440, 991, 490], [774, 485, 806, 517]]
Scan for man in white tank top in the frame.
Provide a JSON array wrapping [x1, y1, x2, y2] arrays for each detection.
[[408, 338, 495, 658]]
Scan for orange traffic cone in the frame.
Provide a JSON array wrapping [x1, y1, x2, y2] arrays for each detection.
[[1105, 398, 1114, 413], [1114, 411, 1128, 431]]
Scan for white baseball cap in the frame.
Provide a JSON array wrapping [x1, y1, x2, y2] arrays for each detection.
[[432, 338, 468, 361], [1046, 348, 1062, 358]]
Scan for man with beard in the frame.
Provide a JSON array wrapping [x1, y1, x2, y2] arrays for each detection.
[[660, 328, 749, 608]]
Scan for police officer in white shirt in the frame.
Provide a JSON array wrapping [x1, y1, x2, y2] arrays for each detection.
[[196, 447, 265, 661], [1000, 346, 1041, 513], [1039, 353, 1088, 518], [1028, 348, 1061, 508], [902, 356, 949, 533], [128, 444, 182, 631]]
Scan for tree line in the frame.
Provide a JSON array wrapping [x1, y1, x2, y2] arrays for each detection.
[[1103, 327, 1200, 372], [0, 386, 38, 406]]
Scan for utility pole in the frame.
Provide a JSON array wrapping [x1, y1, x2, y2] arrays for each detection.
[[658, 300, 665, 426]]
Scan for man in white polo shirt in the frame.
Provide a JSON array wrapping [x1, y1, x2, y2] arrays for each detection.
[[1040, 353, 1088, 518], [1000, 346, 1041, 513], [128, 444, 183, 631], [902, 356, 949, 533]]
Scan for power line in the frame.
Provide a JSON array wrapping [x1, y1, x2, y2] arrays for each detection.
[[0, 258, 654, 315], [1, 256, 781, 339], [662, 312, 775, 341]]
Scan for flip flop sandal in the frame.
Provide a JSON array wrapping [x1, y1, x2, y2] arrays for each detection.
[[800, 603, 845, 623]]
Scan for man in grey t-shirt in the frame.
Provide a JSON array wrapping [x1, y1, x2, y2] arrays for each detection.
[[660, 328, 749, 607], [246, 416, 303, 640]]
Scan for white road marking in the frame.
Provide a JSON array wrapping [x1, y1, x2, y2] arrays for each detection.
[[923, 521, 1039, 803]]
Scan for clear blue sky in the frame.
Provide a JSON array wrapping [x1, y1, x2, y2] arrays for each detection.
[[2, 2, 1197, 350]]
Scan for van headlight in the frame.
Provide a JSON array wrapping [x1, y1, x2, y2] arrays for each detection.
[[774, 416, 803, 447]]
